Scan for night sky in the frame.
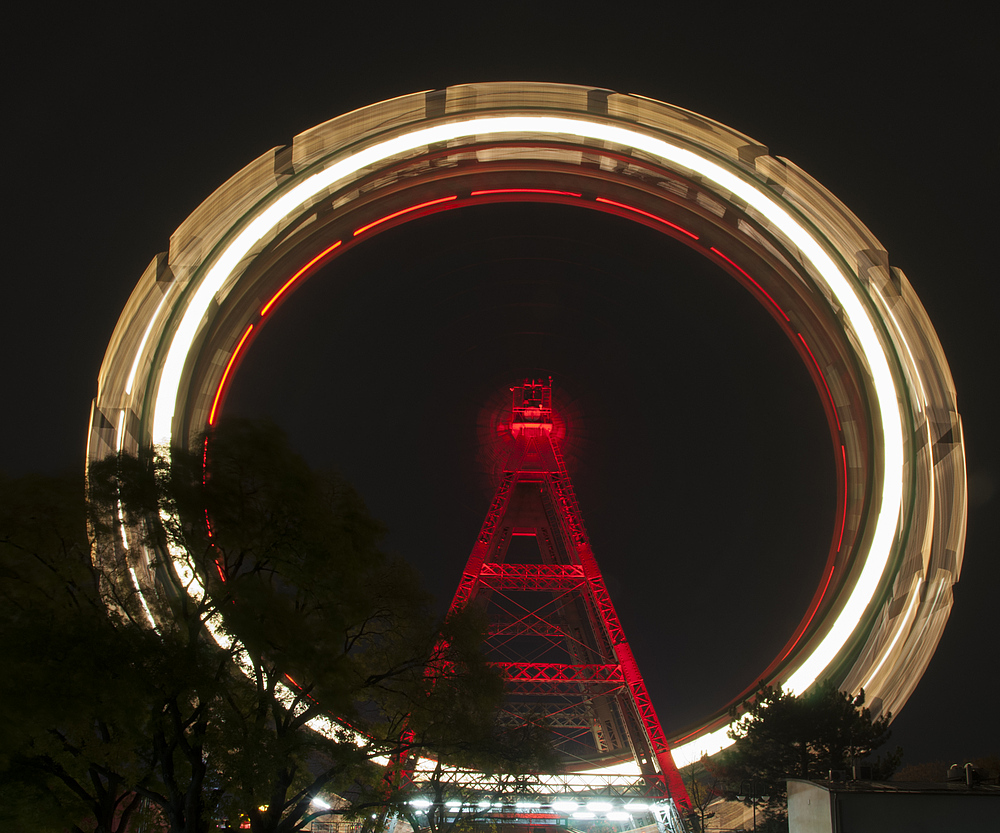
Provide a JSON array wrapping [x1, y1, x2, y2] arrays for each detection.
[[6, 7, 996, 767]]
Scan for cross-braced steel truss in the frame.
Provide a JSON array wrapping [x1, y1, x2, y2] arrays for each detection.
[[442, 379, 691, 812]]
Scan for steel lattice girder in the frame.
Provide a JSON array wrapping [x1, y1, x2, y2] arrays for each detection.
[[479, 563, 586, 592], [430, 376, 692, 808], [448, 473, 517, 612], [501, 680, 626, 698], [488, 618, 572, 638], [407, 764, 660, 798], [497, 704, 594, 730], [495, 662, 625, 684], [541, 460, 690, 805]]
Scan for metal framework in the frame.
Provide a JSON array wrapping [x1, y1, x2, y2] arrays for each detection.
[[87, 82, 966, 781], [447, 379, 690, 809]]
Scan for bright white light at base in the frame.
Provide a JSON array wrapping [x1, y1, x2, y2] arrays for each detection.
[[573, 812, 596, 819], [607, 812, 631, 821], [551, 801, 579, 812], [148, 111, 905, 769], [408, 799, 431, 809], [587, 801, 613, 811]]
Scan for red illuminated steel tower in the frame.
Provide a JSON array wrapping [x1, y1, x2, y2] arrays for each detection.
[[447, 379, 690, 810]]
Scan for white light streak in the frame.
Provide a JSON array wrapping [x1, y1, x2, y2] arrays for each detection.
[[117, 502, 129, 550], [128, 566, 158, 629], [910, 577, 946, 661], [125, 287, 171, 395], [115, 409, 132, 550], [871, 282, 928, 411], [863, 577, 923, 691], [116, 409, 127, 452]]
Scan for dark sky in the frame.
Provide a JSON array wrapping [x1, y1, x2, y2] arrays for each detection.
[[5, 6, 996, 766]]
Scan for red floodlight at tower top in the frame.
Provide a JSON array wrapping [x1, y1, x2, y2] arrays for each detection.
[[445, 378, 691, 813], [509, 377, 554, 438]]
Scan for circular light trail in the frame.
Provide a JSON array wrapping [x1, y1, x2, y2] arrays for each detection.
[[89, 83, 966, 777]]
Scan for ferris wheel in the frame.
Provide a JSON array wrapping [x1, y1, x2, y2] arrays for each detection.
[[88, 82, 966, 788]]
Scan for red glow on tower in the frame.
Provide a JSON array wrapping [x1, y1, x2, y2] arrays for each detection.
[[446, 379, 691, 811], [508, 377, 553, 438]]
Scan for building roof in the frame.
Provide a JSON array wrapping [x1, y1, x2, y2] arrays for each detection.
[[789, 779, 1000, 797]]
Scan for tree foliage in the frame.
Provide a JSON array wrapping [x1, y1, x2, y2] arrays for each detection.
[[727, 681, 899, 782], [708, 680, 902, 830], [0, 469, 162, 833], [2, 419, 531, 833]]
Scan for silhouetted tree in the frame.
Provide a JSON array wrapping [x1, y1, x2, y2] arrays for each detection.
[[709, 680, 901, 831], [681, 756, 721, 833], [0, 470, 161, 833], [3, 420, 530, 833]]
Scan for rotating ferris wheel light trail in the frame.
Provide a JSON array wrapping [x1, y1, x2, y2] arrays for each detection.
[[92, 83, 966, 791], [148, 113, 904, 730]]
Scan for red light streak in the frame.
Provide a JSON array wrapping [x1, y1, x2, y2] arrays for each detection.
[[260, 240, 342, 317], [471, 188, 583, 197], [710, 247, 791, 322], [797, 332, 842, 431], [595, 197, 699, 239], [282, 672, 322, 705], [208, 323, 254, 425], [353, 195, 457, 236], [779, 564, 836, 663], [202, 436, 220, 566], [838, 444, 847, 552]]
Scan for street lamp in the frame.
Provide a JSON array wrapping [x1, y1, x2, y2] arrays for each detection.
[[736, 780, 770, 832]]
